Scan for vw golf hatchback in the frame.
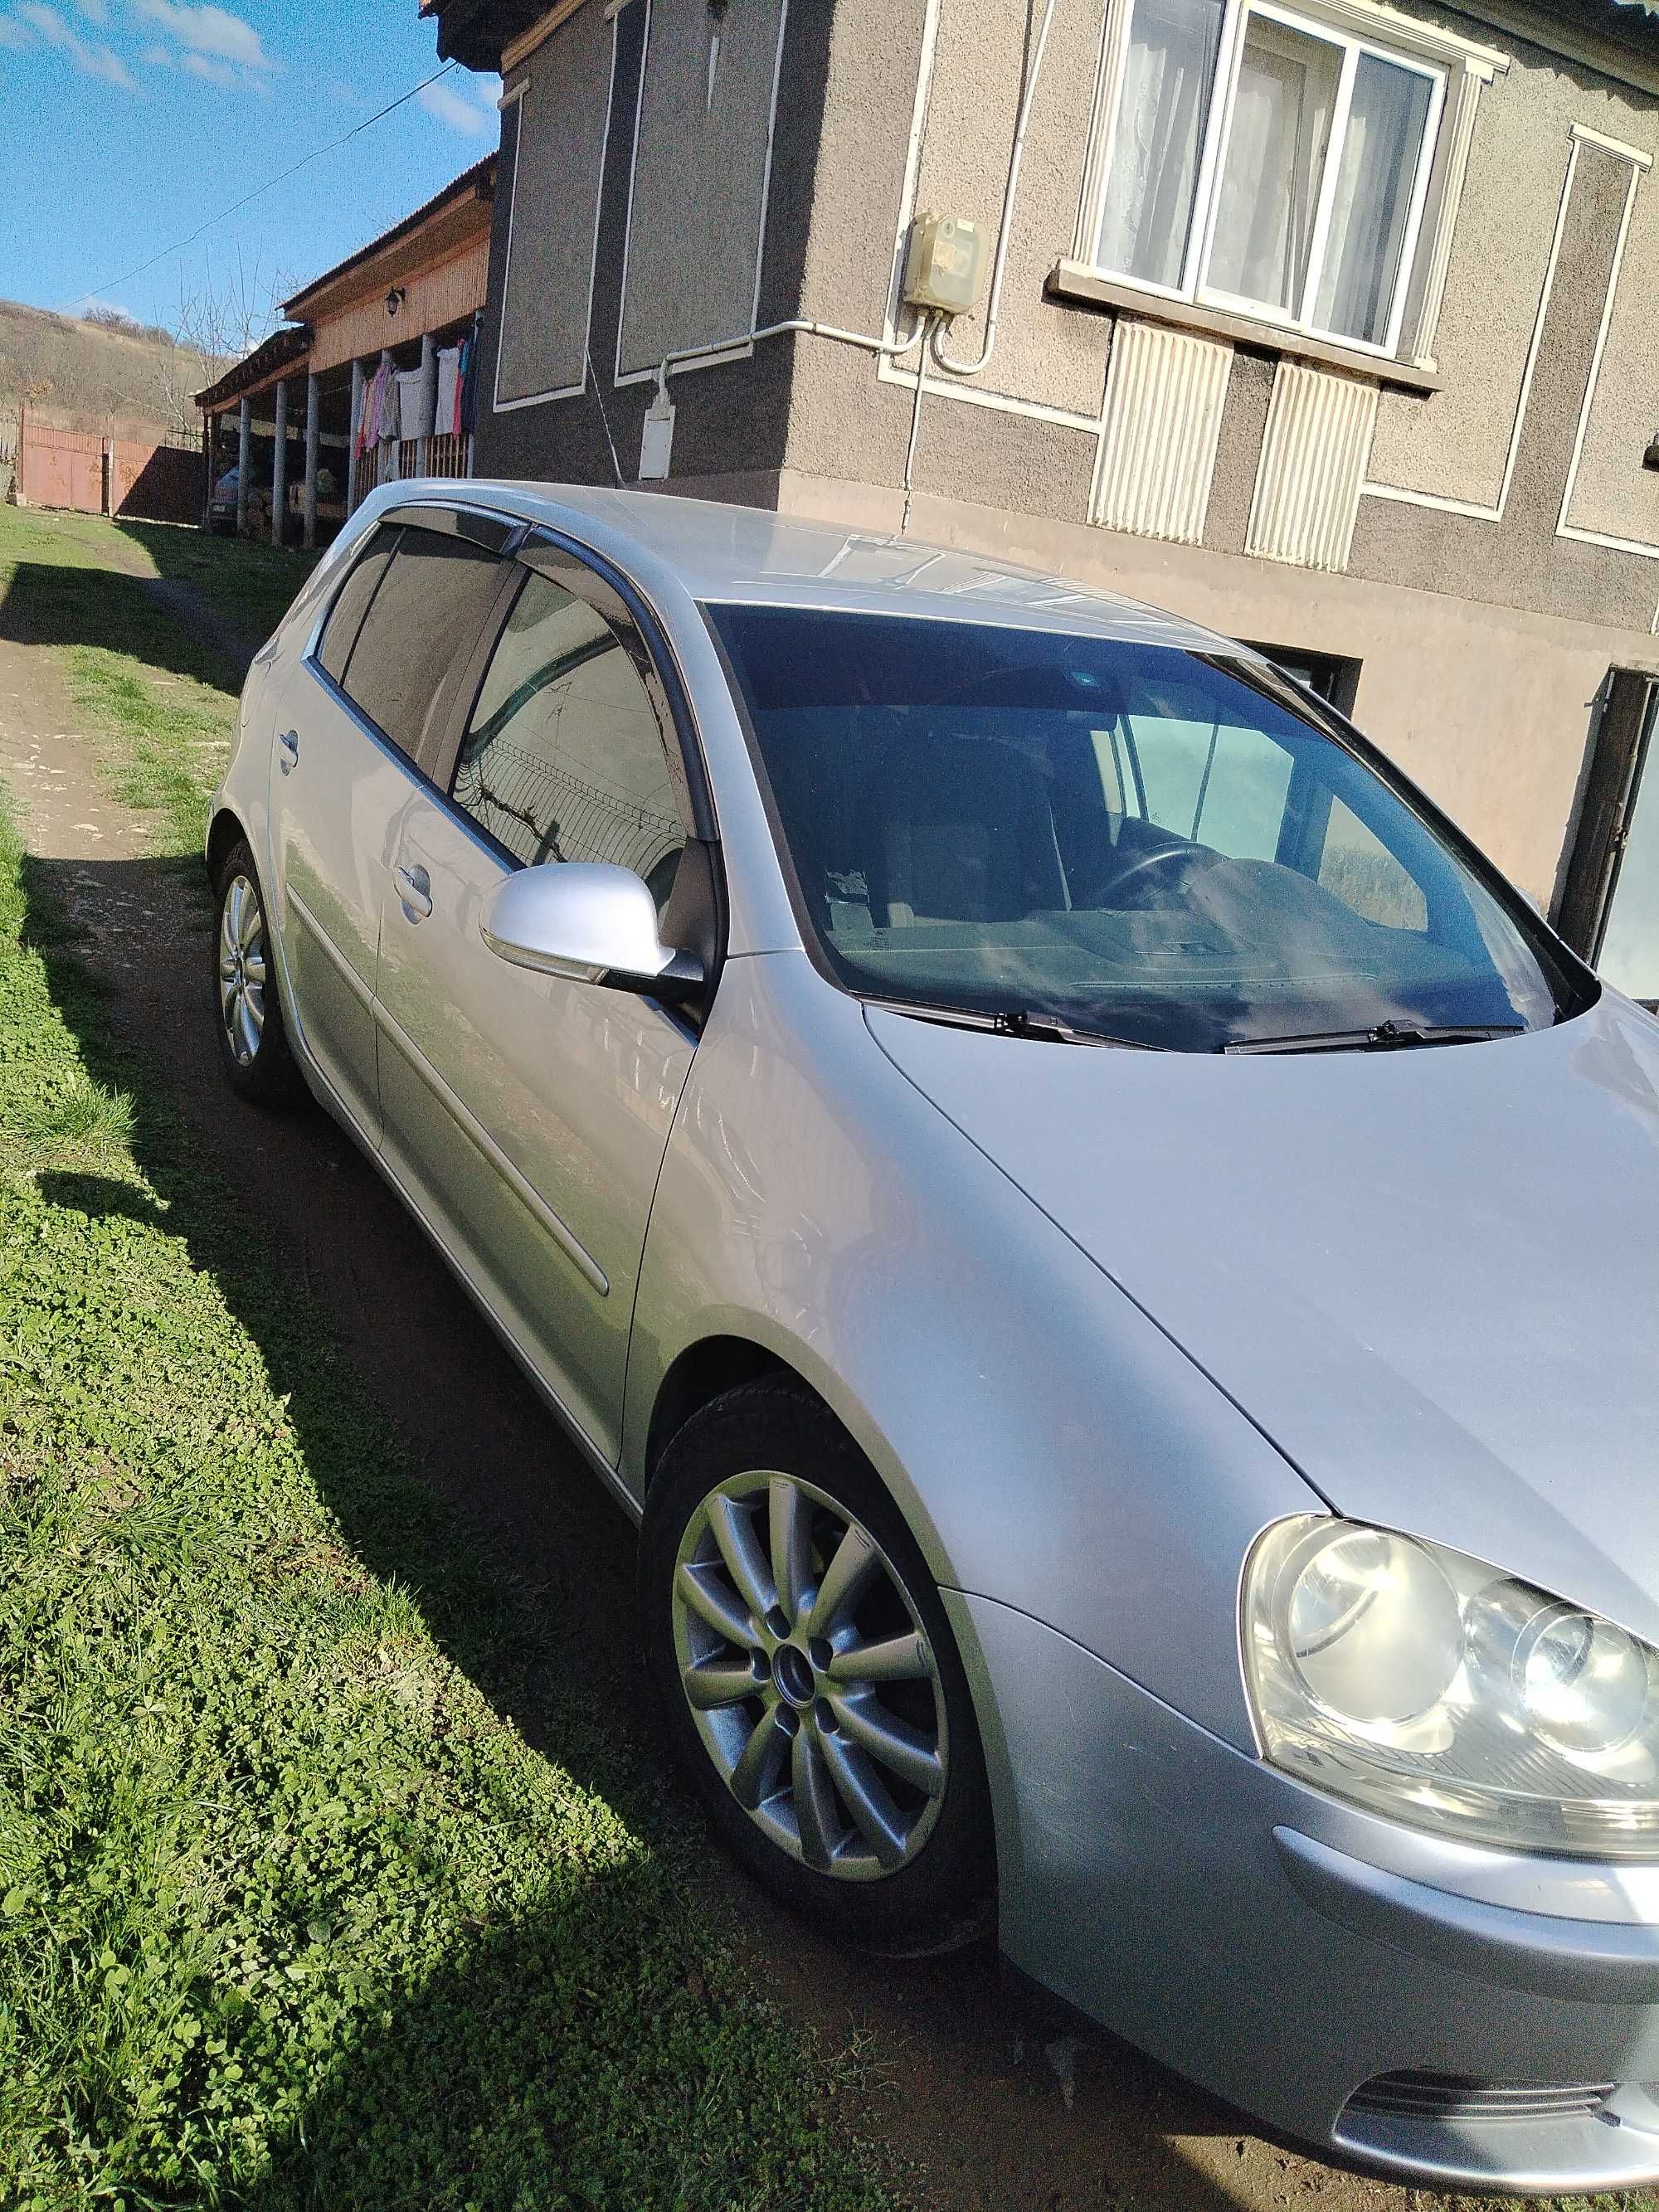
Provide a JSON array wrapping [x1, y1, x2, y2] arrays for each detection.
[[207, 484, 1659, 2193]]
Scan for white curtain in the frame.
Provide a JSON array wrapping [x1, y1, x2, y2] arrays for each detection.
[[1096, 0, 1225, 289], [1207, 19, 1338, 313], [1313, 55, 1433, 343]]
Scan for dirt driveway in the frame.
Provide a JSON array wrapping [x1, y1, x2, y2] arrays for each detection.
[[0, 581, 1592, 2212]]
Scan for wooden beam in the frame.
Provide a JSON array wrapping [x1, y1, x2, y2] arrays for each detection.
[[502, 0, 585, 73]]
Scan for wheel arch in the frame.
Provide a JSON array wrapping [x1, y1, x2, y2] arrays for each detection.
[[644, 1334, 795, 1490], [206, 805, 246, 884]]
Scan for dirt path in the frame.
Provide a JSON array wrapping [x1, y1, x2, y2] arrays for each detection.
[[0, 615, 1462, 2212]]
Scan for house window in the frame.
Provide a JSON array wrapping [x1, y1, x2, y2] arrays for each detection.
[[1087, 0, 1450, 357]]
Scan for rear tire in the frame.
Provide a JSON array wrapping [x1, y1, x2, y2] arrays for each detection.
[[212, 838, 303, 1106], [640, 1378, 995, 1955]]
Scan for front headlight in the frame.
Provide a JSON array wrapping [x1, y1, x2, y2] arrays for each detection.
[[1243, 1516, 1659, 1857]]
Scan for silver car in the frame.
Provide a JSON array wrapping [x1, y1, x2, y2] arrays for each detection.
[[207, 484, 1659, 2195]]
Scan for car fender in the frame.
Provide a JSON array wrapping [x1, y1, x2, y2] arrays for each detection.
[[626, 949, 1320, 1753]]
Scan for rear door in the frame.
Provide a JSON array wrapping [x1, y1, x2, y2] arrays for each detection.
[[269, 512, 511, 1140], [373, 539, 702, 1463]]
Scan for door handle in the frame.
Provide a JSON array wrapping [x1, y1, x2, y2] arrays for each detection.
[[276, 728, 299, 775], [394, 863, 434, 921]]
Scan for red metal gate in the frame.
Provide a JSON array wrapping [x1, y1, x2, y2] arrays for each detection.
[[17, 407, 202, 524], [109, 438, 200, 525], [18, 416, 103, 513]]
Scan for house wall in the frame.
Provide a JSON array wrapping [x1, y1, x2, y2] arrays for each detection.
[[469, 0, 1659, 912], [475, 0, 820, 489]]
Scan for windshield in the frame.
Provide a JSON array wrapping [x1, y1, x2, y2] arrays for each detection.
[[710, 605, 1587, 1054]]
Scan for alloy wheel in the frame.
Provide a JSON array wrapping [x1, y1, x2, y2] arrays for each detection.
[[670, 1471, 947, 1880], [218, 873, 267, 1068]]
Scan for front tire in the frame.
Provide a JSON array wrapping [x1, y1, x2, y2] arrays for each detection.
[[640, 1378, 995, 1953], [212, 838, 303, 1106]]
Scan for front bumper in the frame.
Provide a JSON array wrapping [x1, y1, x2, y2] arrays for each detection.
[[950, 1589, 1659, 2192]]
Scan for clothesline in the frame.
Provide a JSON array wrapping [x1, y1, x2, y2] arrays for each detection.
[[354, 328, 481, 455]]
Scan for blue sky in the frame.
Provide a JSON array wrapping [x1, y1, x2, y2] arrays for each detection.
[[0, 1, 503, 336]]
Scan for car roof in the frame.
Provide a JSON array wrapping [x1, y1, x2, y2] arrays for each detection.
[[425, 480, 1253, 659]]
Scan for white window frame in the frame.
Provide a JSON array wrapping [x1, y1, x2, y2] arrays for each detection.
[[1076, 0, 1505, 366]]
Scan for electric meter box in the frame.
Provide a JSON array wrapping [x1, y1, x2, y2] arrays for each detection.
[[902, 213, 986, 317]]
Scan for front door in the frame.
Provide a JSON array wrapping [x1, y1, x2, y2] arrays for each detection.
[[1593, 684, 1659, 1004], [1559, 669, 1659, 1004], [373, 553, 695, 1462], [269, 516, 507, 1138]]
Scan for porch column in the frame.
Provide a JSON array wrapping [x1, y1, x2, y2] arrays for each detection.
[[270, 377, 289, 547], [381, 350, 398, 483], [302, 372, 320, 551], [417, 333, 436, 475], [200, 414, 212, 527], [346, 357, 365, 513], [236, 396, 251, 537]]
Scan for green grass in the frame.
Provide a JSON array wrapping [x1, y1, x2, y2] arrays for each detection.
[[112, 518, 319, 652], [0, 522, 900, 2207], [0, 504, 264, 853]]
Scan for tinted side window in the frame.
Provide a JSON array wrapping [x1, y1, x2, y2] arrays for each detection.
[[339, 527, 504, 762], [452, 570, 684, 908], [317, 524, 400, 686]]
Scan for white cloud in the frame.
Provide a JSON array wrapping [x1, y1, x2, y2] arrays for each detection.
[[15, 2, 136, 85], [131, 0, 267, 70], [0, 13, 31, 42], [418, 75, 495, 137], [181, 46, 233, 84]]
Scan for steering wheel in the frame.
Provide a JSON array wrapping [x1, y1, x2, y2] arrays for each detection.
[[1097, 842, 1212, 905]]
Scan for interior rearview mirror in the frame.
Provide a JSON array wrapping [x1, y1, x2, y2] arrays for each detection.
[[481, 861, 703, 1000]]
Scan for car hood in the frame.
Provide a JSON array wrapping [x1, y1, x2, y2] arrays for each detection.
[[868, 992, 1659, 1645]]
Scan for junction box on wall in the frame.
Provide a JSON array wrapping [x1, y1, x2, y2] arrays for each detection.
[[902, 213, 987, 318], [636, 211, 988, 482]]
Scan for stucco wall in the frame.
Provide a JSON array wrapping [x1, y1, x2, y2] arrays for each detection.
[[494, 2, 613, 406], [474, 0, 819, 488], [1562, 151, 1659, 546], [615, 0, 788, 379], [1367, 18, 1659, 508]]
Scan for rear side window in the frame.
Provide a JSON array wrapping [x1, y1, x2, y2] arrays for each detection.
[[316, 524, 399, 687], [450, 569, 684, 908], [337, 527, 504, 762]]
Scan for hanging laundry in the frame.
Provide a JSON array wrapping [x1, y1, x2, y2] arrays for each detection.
[[360, 357, 389, 453], [460, 336, 480, 437], [397, 368, 432, 443], [435, 348, 461, 440]]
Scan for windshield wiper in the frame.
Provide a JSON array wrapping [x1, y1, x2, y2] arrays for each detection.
[[1222, 1018, 1525, 1056], [865, 999, 1166, 1050]]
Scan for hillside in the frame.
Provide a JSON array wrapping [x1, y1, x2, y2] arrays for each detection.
[[0, 298, 219, 442]]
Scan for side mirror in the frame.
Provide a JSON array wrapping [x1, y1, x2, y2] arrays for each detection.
[[480, 861, 703, 1001]]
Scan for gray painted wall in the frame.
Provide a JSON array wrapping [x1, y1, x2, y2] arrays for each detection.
[[494, 2, 613, 406], [615, 0, 789, 379]]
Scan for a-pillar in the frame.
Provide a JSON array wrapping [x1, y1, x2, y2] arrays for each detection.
[[302, 372, 320, 551], [236, 396, 251, 537], [270, 377, 289, 547]]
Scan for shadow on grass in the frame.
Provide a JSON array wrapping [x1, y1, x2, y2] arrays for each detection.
[[17, 846, 1272, 2212], [0, 553, 242, 695]]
